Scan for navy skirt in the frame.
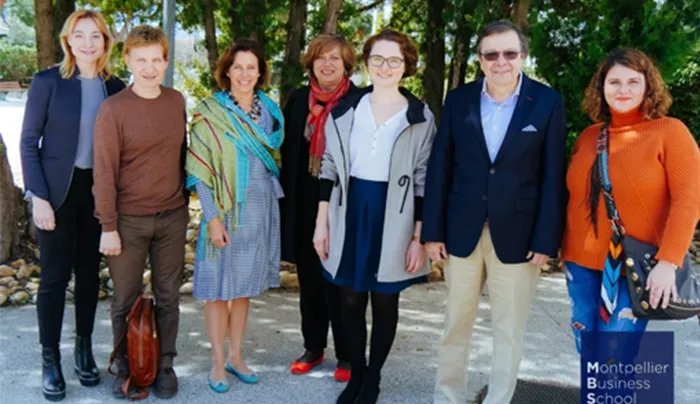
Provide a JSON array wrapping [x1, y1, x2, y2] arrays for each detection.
[[324, 177, 426, 293]]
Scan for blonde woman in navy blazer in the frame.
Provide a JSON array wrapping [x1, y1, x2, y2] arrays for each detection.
[[20, 10, 124, 401]]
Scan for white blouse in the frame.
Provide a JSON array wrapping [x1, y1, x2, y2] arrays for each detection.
[[349, 94, 409, 182]]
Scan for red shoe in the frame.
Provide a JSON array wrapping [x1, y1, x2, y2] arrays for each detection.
[[333, 366, 351, 382], [290, 351, 325, 374]]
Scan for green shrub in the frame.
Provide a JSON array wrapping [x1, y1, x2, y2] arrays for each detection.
[[669, 55, 700, 144], [0, 42, 37, 83]]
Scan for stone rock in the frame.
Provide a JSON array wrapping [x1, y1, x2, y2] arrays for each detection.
[[143, 270, 151, 285], [10, 291, 30, 304], [280, 271, 299, 289], [186, 229, 197, 243], [30, 265, 41, 276], [0, 276, 13, 286], [68, 280, 75, 293], [143, 283, 152, 295], [32, 294, 38, 304], [10, 259, 26, 269], [184, 252, 195, 265], [34, 248, 41, 260], [0, 294, 6, 306], [16, 265, 32, 279], [179, 282, 193, 294], [98, 290, 107, 300], [107, 279, 114, 290], [427, 267, 443, 282], [185, 243, 195, 255], [0, 265, 14, 277], [100, 268, 111, 280], [25, 282, 39, 291], [184, 264, 194, 272], [65, 291, 74, 302], [0, 286, 8, 297], [8, 280, 19, 288]]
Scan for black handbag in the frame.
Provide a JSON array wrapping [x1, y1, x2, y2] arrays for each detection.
[[597, 123, 700, 320]]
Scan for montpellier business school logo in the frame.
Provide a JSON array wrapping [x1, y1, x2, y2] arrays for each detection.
[[581, 331, 673, 404]]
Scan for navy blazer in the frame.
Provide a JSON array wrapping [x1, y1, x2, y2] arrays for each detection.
[[20, 67, 126, 210], [421, 74, 567, 263]]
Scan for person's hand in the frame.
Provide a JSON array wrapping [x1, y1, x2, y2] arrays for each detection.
[[207, 218, 229, 248], [100, 231, 122, 256], [527, 251, 550, 266], [32, 197, 55, 231], [313, 222, 330, 261], [406, 240, 427, 273], [646, 260, 678, 310], [425, 242, 448, 263]]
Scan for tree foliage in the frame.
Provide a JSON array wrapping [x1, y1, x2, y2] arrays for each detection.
[[530, 0, 699, 134]]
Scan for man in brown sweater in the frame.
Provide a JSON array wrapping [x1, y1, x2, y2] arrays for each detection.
[[93, 25, 188, 399]]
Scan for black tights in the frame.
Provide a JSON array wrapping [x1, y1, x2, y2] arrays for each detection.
[[339, 287, 400, 379]]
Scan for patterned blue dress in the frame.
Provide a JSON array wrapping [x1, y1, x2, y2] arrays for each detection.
[[192, 106, 283, 300]]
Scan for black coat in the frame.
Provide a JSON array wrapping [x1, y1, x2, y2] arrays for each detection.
[[279, 83, 362, 264]]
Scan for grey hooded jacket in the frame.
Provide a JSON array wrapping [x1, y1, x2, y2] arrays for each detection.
[[319, 87, 436, 283]]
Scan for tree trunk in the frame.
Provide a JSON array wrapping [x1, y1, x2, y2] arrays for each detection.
[[34, 0, 56, 70], [279, 0, 307, 106], [203, 0, 219, 89], [514, 0, 531, 31], [447, 30, 470, 90], [422, 0, 446, 122], [0, 135, 23, 264], [230, 0, 239, 39], [322, 0, 343, 34], [53, 0, 75, 62]]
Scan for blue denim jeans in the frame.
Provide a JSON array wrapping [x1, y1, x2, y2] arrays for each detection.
[[564, 261, 649, 354]]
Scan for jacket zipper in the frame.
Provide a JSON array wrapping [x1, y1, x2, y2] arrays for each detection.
[[332, 118, 348, 207]]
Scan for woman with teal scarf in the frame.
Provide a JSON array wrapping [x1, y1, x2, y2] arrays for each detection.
[[185, 39, 284, 393]]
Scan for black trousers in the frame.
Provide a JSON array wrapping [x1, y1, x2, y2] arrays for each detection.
[[296, 214, 348, 362], [36, 168, 102, 348]]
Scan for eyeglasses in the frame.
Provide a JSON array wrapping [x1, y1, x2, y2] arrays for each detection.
[[368, 55, 404, 69], [479, 50, 521, 61]]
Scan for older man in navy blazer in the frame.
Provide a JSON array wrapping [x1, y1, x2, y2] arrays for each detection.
[[422, 21, 567, 404]]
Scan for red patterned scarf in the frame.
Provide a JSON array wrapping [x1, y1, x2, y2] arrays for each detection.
[[306, 76, 351, 176]]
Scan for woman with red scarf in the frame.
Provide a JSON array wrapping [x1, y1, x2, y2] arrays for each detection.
[[280, 34, 361, 382]]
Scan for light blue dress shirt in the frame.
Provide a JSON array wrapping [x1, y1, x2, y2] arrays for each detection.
[[480, 73, 523, 162]]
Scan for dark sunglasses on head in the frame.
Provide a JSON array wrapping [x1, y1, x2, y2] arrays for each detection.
[[480, 50, 521, 61]]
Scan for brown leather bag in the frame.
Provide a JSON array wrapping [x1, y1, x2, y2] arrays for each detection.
[[108, 294, 160, 401]]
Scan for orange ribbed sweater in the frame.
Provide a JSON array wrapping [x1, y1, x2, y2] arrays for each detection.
[[561, 109, 700, 270]]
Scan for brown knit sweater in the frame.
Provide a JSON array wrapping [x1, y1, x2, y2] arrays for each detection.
[[93, 85, 187, 232]]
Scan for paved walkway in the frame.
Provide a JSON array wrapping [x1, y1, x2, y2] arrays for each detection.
[[0, 273, 698, 403]]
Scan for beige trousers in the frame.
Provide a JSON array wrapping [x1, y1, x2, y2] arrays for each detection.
[[434, 224, 540, 404]]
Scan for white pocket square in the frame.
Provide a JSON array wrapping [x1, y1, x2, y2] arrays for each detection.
[[522, 124, 538, 132]]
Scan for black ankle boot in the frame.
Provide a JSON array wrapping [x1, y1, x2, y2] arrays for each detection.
[[42, 346, 66, 401], [354, 372, 380, 404], [74, 336, 100, 386], [337, 369, 364, 404]]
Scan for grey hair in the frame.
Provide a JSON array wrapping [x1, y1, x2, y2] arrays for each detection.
[[476, 20, 529, 55]]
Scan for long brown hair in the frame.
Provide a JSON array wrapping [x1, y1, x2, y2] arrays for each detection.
[[59, 10, 113, 79], [582, 48, 672, 234]]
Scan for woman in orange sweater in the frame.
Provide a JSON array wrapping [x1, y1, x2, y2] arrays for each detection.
[[562, 48, 700, 352]]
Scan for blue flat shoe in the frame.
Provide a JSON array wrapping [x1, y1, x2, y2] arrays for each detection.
[[225, 362, 260, 384], [208, 376, 230, 393]]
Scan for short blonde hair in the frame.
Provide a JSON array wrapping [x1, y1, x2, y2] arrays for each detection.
[[59, 10, 113, 79], [123, 25, 169, 60]]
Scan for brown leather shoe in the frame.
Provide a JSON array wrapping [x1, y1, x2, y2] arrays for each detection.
[[153, 367, 178, 399]]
